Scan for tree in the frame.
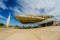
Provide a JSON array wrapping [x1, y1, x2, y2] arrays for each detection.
[[0, 23, 4, 26]]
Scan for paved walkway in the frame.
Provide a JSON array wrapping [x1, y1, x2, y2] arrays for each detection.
[[0, 26, 60, 40]]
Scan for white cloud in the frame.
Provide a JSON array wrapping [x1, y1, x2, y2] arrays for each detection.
[[0, 1, 7, 9], [47, 0, 60, 16], [14, 7, 22, 14], [16, 0, 57, 14], [0, 15, 4, 18]]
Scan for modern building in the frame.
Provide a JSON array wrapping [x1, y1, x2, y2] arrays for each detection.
[[14, 14, 53, 24], [14, 14, 58, 28]]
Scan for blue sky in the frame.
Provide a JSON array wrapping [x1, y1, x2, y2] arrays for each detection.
[[0, 0, 60, 26]]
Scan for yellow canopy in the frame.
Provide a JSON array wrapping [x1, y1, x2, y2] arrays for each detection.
[[14, 14, 53, 24]]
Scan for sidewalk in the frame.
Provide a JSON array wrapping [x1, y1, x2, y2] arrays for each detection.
[[0, 26, 60, 40]]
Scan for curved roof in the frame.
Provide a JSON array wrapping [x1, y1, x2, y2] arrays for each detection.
[[14, 14, 53, 24]]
